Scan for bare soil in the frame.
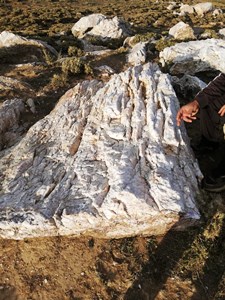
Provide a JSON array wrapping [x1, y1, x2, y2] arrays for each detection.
[[1, 219, 225, 300], [0, 1, 225, 299]]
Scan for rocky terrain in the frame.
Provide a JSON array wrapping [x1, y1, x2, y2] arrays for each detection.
[[0, 0, 225, 299]]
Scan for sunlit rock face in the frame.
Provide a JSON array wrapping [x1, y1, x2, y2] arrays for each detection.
[[0, 63, 202, 240], [159, 39, 225, 75]]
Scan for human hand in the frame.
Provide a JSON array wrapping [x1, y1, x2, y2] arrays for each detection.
[[176, 100, 199, 126], [218, 105, 225, 117]]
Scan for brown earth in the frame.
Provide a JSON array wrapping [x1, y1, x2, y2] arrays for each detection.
[[0, 0, 225, 299], [1, 216, 225, 300]]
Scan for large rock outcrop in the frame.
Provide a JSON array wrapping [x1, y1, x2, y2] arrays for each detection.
[[159, 39, 225, 75], [0, 63, 202, 240]]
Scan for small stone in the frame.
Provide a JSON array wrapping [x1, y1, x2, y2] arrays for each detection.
[[27, 98, 36, 114]]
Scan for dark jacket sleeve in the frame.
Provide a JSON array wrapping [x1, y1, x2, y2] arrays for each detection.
[[195, 73, 225, 108]]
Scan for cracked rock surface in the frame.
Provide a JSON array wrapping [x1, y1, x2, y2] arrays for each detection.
[[0, 63, 202, 239]]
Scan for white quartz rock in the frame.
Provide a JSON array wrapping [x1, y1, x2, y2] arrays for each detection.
[[179, 4, 195, 15], [72, 14, 131, 42], [0, 63, 202, 240], [179, 2, 214, 16], [169, 21, 195, 41], [219, 28, 225, 38], [160, 39, 225, 75], [213, 8, 222, 16], [167, 2, 177, 10], [88, 16, 131, 40], [193, 2, 214, 16], [71, 14, 106, 38]]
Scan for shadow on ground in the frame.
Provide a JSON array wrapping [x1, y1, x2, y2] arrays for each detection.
[[125, 210, 225, 300]]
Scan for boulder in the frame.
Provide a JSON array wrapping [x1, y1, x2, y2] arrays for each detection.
[[0, 31, 58, 64], [0, 63, 202, 240], [200, 29, 218, 39], [0, 98, 26, 150], [179, 2, 214, 16], [0, 76, 33, 96], [219, 28, 225, 38], [170, 74, 207, 99], [213, 8, 222, 16], [89, 16, 131, 40], [160, 39, 225, 75], [169, 21, 195, 41], [193, 2, 214, 16], [127, 42, 147, 65], [167, 2, 177, 10], [95, 65, 115, 78], [71, 14, 106, 38], [179, 4, 195, 15], [26, 98, 36, 114], [81, 39, 108, 52], [72, 15, 132, 44]]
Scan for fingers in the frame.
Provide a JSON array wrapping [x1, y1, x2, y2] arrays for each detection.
[[191, 109, 199, 116], [176, 110, 182, 126], [176, 111, 197, 126], [182, 115, 196, 123], [218, 105, 225, 116]]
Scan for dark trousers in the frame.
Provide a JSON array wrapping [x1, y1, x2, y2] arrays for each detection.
[[199, 96, 225, 177], [199, 96, 225, 142]]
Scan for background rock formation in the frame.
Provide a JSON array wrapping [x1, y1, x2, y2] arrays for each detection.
[[72, 14, 132, 45], [0, 31, 58, 64], [159, 39, 225, 75]]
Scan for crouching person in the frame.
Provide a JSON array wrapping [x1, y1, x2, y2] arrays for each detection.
[[176, 73, 225, 193]]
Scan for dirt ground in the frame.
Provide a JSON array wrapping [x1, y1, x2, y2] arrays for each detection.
[[0, 216, 225, 300], [1, 0, 225, 299]]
